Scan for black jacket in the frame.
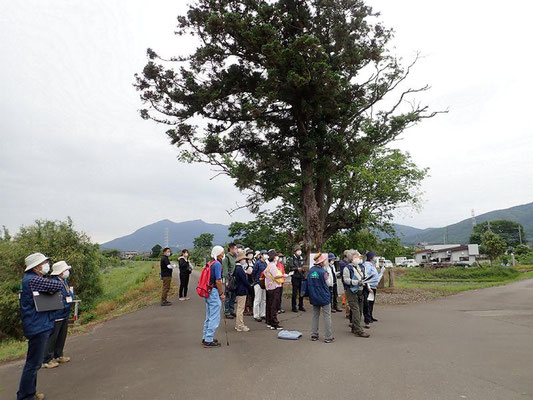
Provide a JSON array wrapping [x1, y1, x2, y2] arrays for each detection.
[[178, 256, 191, 274], [160, 255, 172, 277], [289, 254, 305, 279]]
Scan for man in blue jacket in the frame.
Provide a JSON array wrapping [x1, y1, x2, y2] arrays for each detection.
[[307, 253, 334, 343], [17, 252, 63, 400]]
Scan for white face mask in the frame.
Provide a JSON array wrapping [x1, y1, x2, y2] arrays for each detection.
[[41, 263, 50, 274], [274, 256, 279, 263], [296, 250, 302, 256], [62, 270, 70, 279]]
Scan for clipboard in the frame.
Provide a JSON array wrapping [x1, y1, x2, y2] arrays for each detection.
[[33, 291, 65, 312]]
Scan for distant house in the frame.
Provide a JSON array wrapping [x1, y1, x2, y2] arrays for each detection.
[[415, 244, 480, 265], [122, 251, 139, 259]]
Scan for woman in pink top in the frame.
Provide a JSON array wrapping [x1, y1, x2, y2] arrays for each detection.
[[264, 249, 284, 330]]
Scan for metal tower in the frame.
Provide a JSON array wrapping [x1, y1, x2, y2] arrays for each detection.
[[164, 228, 169, 249]]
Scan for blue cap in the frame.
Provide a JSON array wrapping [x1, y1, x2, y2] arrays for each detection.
[[366, 251, 376, 261], [260, 250, 268, 254], [328, 253, 335, 260]]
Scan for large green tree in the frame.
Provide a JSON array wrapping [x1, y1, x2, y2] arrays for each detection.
[[190, 233, 215, 266], [136, 0, 437, 252], [470, 220, 526, 249], [480, 231, 507, 265]]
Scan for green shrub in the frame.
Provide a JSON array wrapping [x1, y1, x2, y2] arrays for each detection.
[[401, 267, 519, 283], [0, 218, 104, 341]]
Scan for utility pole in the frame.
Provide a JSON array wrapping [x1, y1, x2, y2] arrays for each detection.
[[487, 220, 492, 233], [164, 228, 169, 249], [518, 226, 523, 245]]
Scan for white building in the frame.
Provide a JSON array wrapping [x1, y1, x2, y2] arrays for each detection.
[[415, 244, 480, 265]]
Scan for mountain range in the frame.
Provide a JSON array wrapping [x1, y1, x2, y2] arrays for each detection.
[[100, 202, 533, 251]]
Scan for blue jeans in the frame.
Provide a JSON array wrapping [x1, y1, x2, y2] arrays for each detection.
[[203, 290, 221, 343], [17, 329, 53, 400]]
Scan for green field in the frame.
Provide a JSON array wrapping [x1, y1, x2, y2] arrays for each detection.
[[395, 266, 533, 295]]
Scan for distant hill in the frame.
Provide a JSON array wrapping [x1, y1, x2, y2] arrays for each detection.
[[100, 202, 533, 251], [398, 202, 533, 245], [100, 219, 231, 252]]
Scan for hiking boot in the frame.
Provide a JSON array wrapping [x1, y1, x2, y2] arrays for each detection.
[[34, 394, 45, 400], [203, 341, 221, 348], [202, 339, 219, 345], [161, 301, 172, 306], [299, 307, 306, 312], [56, 356, 70, 363], [372, 318, 378, 322], [354, 331, 370, 338], [225, 314, 234, 319], [291, 308, 298, 313], [324, 338, 335, 343], [42, 360, 59, 369], [311, 335, 319, 341]]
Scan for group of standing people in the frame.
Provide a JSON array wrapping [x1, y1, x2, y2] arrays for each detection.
[[159, 247, 193, 305], [197, 244, 386, 348], [17, 253, 75, 400]]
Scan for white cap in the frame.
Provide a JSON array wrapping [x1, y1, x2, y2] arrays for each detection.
[[211, 245, 224, 259], [51, 260, 72, 276], [24, 253, 49, 272]]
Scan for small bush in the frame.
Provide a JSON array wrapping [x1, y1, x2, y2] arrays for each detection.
[[401, 267, 519, 282]]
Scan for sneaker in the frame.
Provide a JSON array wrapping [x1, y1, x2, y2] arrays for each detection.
[[324, 338, 335, 343], [364, 324, 371, 329], [178, 297, 186, 301], [266, 324, 272, 328], [311, 335, 319, 341], [203, 341, 221, 348], [276, 326, 283, 330], [254, 318, 262, 322], [224, 314, 235, 319], [291, 308, 299, 313], [161, 301, 172, 306], [56, 356, 70, 363], [268, 326, 276, 330], [34, 394, 45, 400], [299, 307, 306, 312], [372, 318, 378, 322], [280, 309, 286, 313], [236, 326, 250, 332], [354, 331, 370, 338], [42, 360, 59, 369], [331, 309, 337, 313], [201, 339, 219, 345], [185, 297, 191, 300]]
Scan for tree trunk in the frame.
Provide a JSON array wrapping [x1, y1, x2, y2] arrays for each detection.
[[300, 163, 325, 262]]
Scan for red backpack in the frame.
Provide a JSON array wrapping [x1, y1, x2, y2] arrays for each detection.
[[196, 260, 216, 298]]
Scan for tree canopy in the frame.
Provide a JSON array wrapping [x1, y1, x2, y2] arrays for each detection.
[[136, 0, 437, 252], [480, 231, 507, 265], [470, 220, 525, 249]]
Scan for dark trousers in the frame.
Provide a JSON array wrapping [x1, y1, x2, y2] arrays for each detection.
[[277, 285, 284, 311], [179, 272, 190, 298], [346, 290, 364, 334], [266, 287, 281, 327], [44, 319, 68, 363], [17, 329, 52, 400], [224, 289, 236, 315], [331, 283, 339, 309], [363, 287, 377, 323], [291, 278, 304, 310]]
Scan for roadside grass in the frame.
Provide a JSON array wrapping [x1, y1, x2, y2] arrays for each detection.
[[0, 261, 174, 362], [395, 266, 533, 295]]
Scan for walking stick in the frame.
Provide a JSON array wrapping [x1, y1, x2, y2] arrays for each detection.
[[223, 313, 230, 346]]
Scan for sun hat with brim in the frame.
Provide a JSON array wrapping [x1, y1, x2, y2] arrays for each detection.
[[314, 253, 328, 265], [24, 253, 49, 272], [236, 253, 247, 263], [51, 260, 72, 276]]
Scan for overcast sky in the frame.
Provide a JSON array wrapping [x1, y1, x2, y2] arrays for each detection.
[[1, 0, 532, 244]]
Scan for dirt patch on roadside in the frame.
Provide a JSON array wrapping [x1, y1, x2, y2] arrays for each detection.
[[376, 288, 437, 305]]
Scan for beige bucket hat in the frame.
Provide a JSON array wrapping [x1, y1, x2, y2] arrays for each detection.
[[24, 253, 49, 272], [51, 260, 72, 276]]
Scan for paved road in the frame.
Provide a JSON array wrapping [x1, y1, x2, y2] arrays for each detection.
[[2, 277, 533, 400]]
